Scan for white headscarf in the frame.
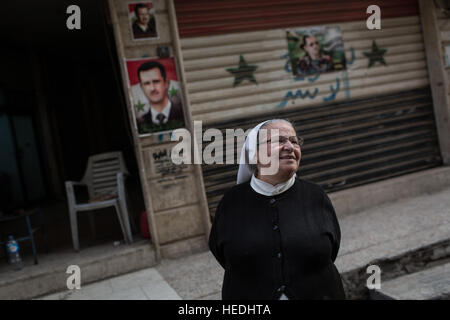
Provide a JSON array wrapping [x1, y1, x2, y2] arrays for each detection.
[[236, 120, 270, 184]]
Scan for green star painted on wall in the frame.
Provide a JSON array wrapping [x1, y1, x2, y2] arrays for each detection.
[[363, 40, 387, 67], [168, 86, 178, 98], [226, 55, 258, 87], [135, 99, 145, 112]]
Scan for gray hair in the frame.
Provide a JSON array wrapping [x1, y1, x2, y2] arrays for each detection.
[[260, 118, 296, 131], [257, 118, 297, 145]]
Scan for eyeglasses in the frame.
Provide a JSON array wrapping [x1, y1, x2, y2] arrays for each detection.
[[263, 136, 304, 148]]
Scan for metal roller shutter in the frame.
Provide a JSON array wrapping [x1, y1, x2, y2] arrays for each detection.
[[201, 88, 441, 217], [174, 0, 442, 218], [175, 0, 419, 37]]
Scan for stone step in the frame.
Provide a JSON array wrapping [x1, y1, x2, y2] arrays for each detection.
[[334, 184, 450, 299], [0, 239, 157, 300], [370, 261, 450, 300]]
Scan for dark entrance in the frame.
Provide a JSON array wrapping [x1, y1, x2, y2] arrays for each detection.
[[0, 0, 146, 258]]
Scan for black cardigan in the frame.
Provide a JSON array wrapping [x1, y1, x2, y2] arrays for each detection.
[[208, 178, 346, 300]]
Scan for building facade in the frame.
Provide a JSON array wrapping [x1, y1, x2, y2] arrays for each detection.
[[106, 0, 450, 259]]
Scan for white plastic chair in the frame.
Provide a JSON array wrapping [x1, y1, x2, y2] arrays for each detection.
[[65, 151, 133, 251]]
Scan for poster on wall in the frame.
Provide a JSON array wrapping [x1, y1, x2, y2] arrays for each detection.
[[127, 1, 158, 40], [125, 57, 186, 136], [286, 26, 346, 77]]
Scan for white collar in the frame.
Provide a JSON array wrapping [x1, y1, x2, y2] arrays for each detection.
[[250, 173, 297, 196], [150, 100, 171, 124], [137, 23, 148, 32]]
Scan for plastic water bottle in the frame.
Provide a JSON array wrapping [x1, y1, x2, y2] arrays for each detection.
[[6, 235, 23, 271]]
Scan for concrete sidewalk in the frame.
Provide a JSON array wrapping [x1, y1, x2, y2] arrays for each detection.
[[39, 267, 183, 300], [39, 185, 450, 300]]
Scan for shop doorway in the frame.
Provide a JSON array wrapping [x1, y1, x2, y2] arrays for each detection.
[[0, 0, 148, 265]]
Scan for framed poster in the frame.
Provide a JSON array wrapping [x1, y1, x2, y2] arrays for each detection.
[[127, 1, 159, 41], [287, 26, 346, 77], [125, 57, 186, 136]]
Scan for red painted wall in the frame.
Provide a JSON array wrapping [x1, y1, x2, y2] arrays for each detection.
[[174, 0, 419, 38]]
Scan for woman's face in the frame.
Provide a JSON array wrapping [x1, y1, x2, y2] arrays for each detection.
[[257, 121, 301, 179]]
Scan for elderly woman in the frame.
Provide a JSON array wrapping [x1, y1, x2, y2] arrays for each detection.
[[208, 119, 345, 300]]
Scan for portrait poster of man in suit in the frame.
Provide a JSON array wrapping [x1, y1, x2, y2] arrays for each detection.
[[128, 1, 158, 40], [125, 57, 186, 135]]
